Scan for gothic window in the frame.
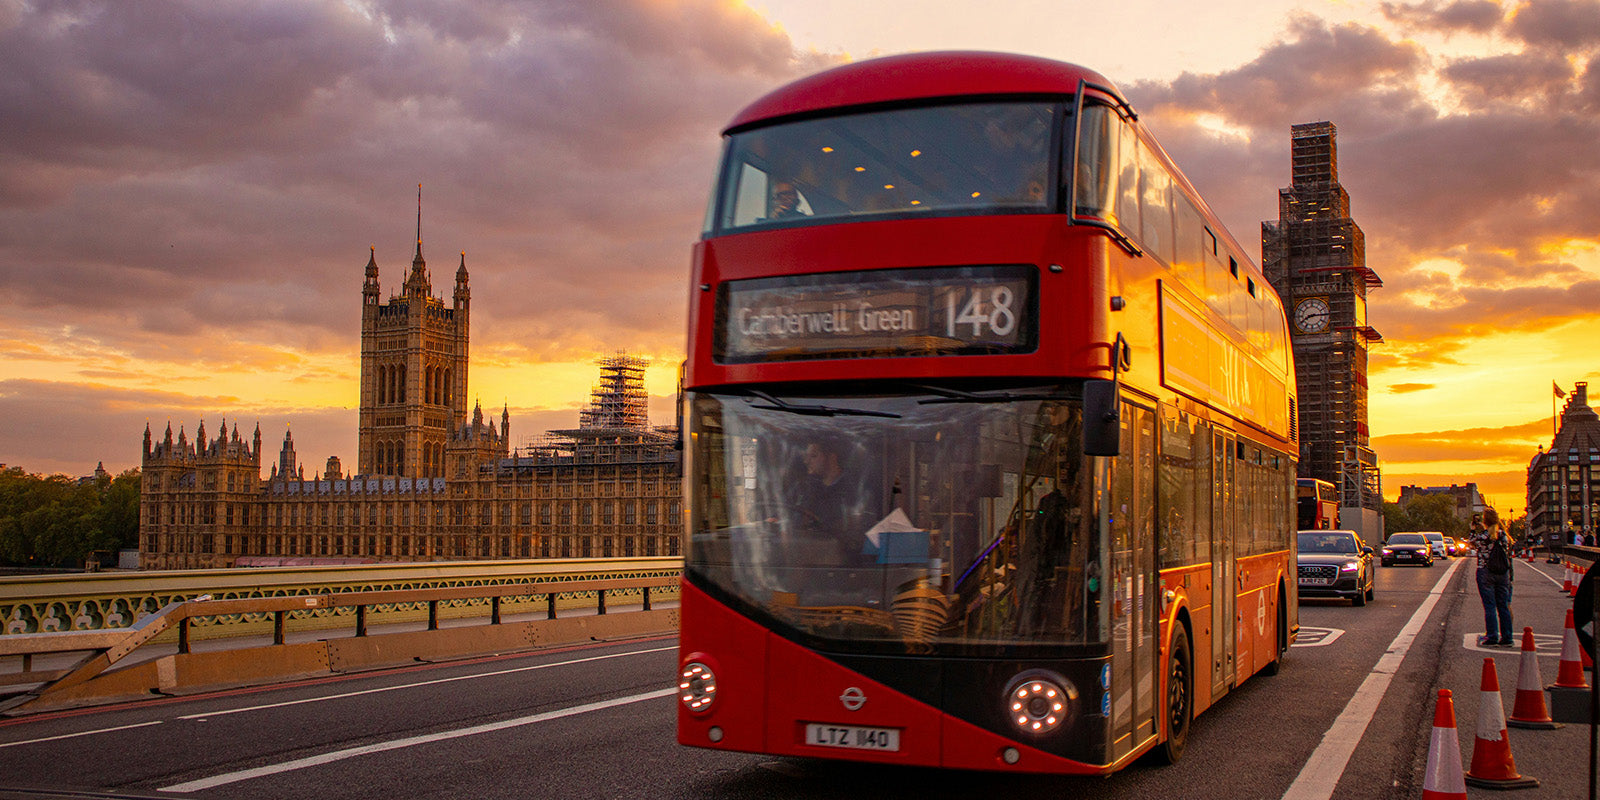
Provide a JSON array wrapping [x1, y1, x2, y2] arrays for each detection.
[[398, 363, 406, 402]]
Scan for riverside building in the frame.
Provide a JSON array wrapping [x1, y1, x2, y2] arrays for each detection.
[[138, 227, 679, 570]]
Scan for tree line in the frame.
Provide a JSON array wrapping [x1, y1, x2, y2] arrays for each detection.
[[0, 466, 140, 569]]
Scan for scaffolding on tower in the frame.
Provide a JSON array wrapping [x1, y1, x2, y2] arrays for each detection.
[[517, 353, 676, 467]]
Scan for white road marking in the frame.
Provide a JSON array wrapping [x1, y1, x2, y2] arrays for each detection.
[[1290, 627, 1344, 648], [178, 644, 677, 720], [1460, 633, 1563, 655], [158, 687, 676, 793], [1280, 558, 1465, 800], [0, 720, 163, 749]]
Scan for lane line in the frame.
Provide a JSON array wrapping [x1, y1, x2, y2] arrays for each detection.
[[158, 688, 676, 793], [176, 644, 676, 720], [0, 720, 164, 749], [1280, 558, 1465, 800]]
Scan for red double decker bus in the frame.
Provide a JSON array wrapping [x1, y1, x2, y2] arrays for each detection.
[[1297, 478, 1340, 530], [677, 51, 1297, 774]]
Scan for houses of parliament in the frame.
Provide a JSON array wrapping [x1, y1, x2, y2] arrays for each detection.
[[138, 221, 681, 570]]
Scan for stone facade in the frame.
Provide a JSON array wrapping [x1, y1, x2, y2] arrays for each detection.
[[1527, 381, 1600, 546], [138, 226, 681, 570]]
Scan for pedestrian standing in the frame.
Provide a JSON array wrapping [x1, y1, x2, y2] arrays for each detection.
[[1472, 508, 1514, 646]]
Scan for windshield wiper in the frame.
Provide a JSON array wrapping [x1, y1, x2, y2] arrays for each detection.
[[910, 383, 1071, 405], [745, 390, 901, 418]]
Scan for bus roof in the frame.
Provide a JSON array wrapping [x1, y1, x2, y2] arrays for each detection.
[[725, 51, 1123, 133]]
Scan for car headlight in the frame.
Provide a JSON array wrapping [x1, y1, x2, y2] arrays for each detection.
[[1381, 548, 1393, 555], [1340, 562, 1359, 571]]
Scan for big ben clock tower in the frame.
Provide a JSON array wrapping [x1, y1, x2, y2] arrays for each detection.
[[1262, 122, 1385, 539]]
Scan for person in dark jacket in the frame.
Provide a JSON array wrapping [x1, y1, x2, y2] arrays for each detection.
[[1471, 509, 1514, 646]]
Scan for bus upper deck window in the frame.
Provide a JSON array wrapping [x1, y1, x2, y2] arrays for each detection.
[[716, 102, 1056, 233]]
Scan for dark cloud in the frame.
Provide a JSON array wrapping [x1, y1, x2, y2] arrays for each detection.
[[1387, 382, 1436, 393], [1443, 51, 1578, 106], [1509, 0, 1600, 49], [1373, 417, 1547, 462], [0, 0, 814, 363], [1381, 0, 1506, 33], [1133, 12, 1600, 354]]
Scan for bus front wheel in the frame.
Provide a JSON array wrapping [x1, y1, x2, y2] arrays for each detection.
[[1154, 625, 1192, 765]]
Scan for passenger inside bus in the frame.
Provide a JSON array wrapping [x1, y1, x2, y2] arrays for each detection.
[[769, 181, 808, 219]]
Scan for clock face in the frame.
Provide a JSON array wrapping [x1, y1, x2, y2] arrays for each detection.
[[1295, 297, 1330, 333]]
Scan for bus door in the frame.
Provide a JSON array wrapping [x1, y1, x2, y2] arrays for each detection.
[[1211, 431, 1236, 696], [1107, 400, 1158, 760]]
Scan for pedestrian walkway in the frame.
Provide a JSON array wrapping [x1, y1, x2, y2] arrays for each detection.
[[1436, 557, 1594, 797]]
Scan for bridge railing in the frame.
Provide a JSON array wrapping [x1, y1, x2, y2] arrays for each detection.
[[1, 557, 680, 637], [0, 560, 682, 714]]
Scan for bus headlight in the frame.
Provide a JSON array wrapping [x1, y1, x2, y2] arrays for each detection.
[[679, 661, 718, 713], [1004, 671, 1076, 735]]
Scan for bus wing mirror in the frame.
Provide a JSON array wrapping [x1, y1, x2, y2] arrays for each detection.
[[1082, 379, 1120, 456]]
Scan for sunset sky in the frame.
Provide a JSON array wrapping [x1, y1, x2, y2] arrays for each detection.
[[2, 0, 1597, 513]]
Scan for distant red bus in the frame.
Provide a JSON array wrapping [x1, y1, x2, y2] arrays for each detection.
[[677, 52, 1298, 775], [1297, 478, 1339, 530]]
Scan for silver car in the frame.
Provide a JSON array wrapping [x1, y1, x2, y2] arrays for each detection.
[[1420, 531, 1450, 559]]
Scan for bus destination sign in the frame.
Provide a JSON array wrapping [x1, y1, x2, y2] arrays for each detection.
[[716, 265, 1037, 363]]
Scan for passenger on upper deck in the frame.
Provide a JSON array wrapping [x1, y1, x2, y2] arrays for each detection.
[[770, 181, 808, 220]]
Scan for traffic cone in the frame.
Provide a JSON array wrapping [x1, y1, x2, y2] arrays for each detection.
[[1553, 609, 1589, 689], [1507, 627, 1560, 729], [1422, 689, 1468, 800], [1562, 563, 1575, 594], [1464, 657, 1539, 789]]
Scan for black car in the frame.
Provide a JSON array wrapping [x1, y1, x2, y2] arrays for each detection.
[[1382, 532, 1435, 567], [1297, 530, 1375, 606]]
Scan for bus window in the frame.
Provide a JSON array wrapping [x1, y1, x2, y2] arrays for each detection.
[[1075, 105, 1119, 220], [716, 102, 1057, 232], [1117, 120, 1141, 237], [1158, 405, 1197, 568], [1139, 144, 1174, 265], [1173, 197, 1206, 291]]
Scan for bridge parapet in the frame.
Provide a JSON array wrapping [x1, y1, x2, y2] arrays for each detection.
[[0, 557, 680, 638], [0, 563, 682, 713]]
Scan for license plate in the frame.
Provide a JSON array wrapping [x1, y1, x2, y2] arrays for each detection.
[[804, 723, 901, 751], [1300, 577, 1331, 586]]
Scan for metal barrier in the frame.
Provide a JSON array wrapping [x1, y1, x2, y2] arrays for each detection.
[[0, 572, 680, 714], [0, 557, 680, 638]]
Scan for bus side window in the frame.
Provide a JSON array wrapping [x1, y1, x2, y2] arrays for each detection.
[[727, 162, 771, 227], [1157, 405, 1196, 569], [1138, 143, 1174, 265], [1117, 121, 1141, 239], [1173, 197, 1205, 291]]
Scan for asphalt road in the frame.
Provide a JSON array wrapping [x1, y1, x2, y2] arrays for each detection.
[[0, 556, 1589, 800]]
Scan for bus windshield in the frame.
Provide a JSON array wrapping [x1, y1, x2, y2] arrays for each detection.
[[711, 102, 1058, 232], [685, 385, 1106, 654]]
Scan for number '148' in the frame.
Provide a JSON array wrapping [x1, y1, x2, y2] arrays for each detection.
[[946, 286, 1016, 337]]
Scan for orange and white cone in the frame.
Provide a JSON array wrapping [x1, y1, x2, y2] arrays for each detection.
[[1507, 627, 1560, 729], [1464, 657, 1539, 789], [1422, 689, 1468, 800], [1563, 563, 1575, 594], [1552, 608, 1590, 689]]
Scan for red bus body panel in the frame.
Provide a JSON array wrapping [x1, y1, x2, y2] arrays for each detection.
[[686, 216, 1112, 390], [677, 582, 1124, 774], [726, 51, 1118, 133]]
